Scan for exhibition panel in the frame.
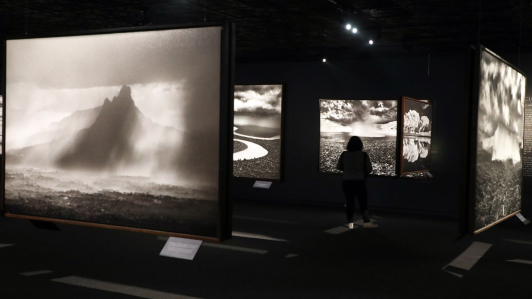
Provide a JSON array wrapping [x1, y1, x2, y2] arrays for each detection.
[[400, 97, 433, 174], [233, 84, 284, 180], [2, 24, 233, 241], [469, 47, 526, 234], [319, 99, 398, 176]]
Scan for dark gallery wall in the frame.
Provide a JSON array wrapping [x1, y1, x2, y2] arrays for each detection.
[[233, 51, 477, 217]]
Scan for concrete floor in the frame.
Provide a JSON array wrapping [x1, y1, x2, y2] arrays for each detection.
[[1, 200, 532, 299]]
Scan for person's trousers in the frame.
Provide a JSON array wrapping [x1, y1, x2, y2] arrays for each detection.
[[342, 180, 370, 223]]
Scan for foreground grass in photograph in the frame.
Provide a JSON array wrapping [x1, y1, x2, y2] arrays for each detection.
[[320, 138, 396, 176], [5, 168, 218, 237]]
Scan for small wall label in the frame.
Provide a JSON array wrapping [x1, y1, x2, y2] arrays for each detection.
[[253, 181, 272, 189], [160, 237, 202, 260]]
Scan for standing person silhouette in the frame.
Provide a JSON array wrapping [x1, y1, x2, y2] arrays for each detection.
[[336, 136, 379, 229]]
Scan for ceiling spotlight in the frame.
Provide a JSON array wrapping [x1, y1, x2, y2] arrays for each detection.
[[346, 24, 352, 30], [322, 58, 327, 62], [352, 28, 358, 34], [369, 40, 374, 45]]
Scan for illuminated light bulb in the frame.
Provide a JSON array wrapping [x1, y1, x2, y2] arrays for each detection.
[[346, 24, 352, 30], [369, 40, 374, 45], [322, 58, 327, 62], [352, 28, 358, 33]]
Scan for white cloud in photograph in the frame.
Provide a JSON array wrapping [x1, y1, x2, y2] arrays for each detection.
[[234, 85, 282, 114], [478, 51, 525, 163]]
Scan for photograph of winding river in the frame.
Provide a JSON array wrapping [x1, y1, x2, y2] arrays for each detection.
[[233, 85, 283, 180], [4, 27, 223, 238], [473, 48, 525, 232], [401, 97, 432, 174], [320, 99, 398, 176]]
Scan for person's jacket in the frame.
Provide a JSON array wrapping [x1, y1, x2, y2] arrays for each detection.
[[336, 150, 373, 180]]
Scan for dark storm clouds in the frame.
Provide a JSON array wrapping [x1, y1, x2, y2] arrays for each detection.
[[320, 100, 397, 124]]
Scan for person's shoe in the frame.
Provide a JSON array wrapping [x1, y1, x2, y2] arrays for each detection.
[[363, 222, 379, 229], [348, 223, 354, 229]]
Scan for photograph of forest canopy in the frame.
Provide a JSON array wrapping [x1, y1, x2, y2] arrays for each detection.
[[474, 48, 526, 232], [4, 27, 223, 238], [401, 97, 432, 174], [233, 84, 282, 180], [320, 99, 398, 176]]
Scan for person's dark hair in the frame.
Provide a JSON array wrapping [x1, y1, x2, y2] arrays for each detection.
[[346, 136, 363, 151]]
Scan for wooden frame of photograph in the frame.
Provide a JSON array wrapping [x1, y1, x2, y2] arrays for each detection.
[[318, 99, 400, 178], [399, 96, 433, 175], [1, 22, 235, 242], [232, 83, 286, 182], [467, 46, 526, 234]]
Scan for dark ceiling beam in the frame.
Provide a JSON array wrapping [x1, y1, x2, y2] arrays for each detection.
[[367, 17, 525, 32], [6, 0, 179, 16], [185, 0, 321, 57], [388, 0, 415, 15]]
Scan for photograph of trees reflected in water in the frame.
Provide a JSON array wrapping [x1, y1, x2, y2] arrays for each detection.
[[400, 97, 432, 174]]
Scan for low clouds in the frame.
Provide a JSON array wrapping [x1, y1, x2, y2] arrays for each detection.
[[320, 100, 397, 125], [234, 85, 282, 115]]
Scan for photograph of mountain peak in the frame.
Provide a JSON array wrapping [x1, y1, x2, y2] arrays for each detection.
[[233, 84, 283, 180], [319, 99, 398, 176], [4, 26, 223, 238]]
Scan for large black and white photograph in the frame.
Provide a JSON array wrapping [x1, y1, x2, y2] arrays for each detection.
[[233, 84, 282, 180], [473, 48, 526, 232], [320, 99, 398, 176], [401, 97, 432, 174], [4, 27, 223, 238]]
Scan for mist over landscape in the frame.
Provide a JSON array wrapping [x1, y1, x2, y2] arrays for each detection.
[[4, 27, 222, 236]]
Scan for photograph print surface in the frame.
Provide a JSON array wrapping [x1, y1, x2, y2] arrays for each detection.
[[473, 48, 526, 232], [401, 97, 432, 174], [320, 99, 398, 176], [233, 85, 282, 180], [4, 26, 222, 238]]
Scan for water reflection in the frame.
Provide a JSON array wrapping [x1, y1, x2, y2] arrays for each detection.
[[403, 137, 431, 163]]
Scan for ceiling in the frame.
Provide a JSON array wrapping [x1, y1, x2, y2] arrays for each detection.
[[1, 0, 531, 62]]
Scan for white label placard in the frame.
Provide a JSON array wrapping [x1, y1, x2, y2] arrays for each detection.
[[253, 181, 272, 189], [516, 213, 530, 225], [160, 237, 202, 260]]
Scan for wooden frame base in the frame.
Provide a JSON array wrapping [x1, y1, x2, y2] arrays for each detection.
[[5, 213, 221, 243], [473, 210, 521, 235]]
